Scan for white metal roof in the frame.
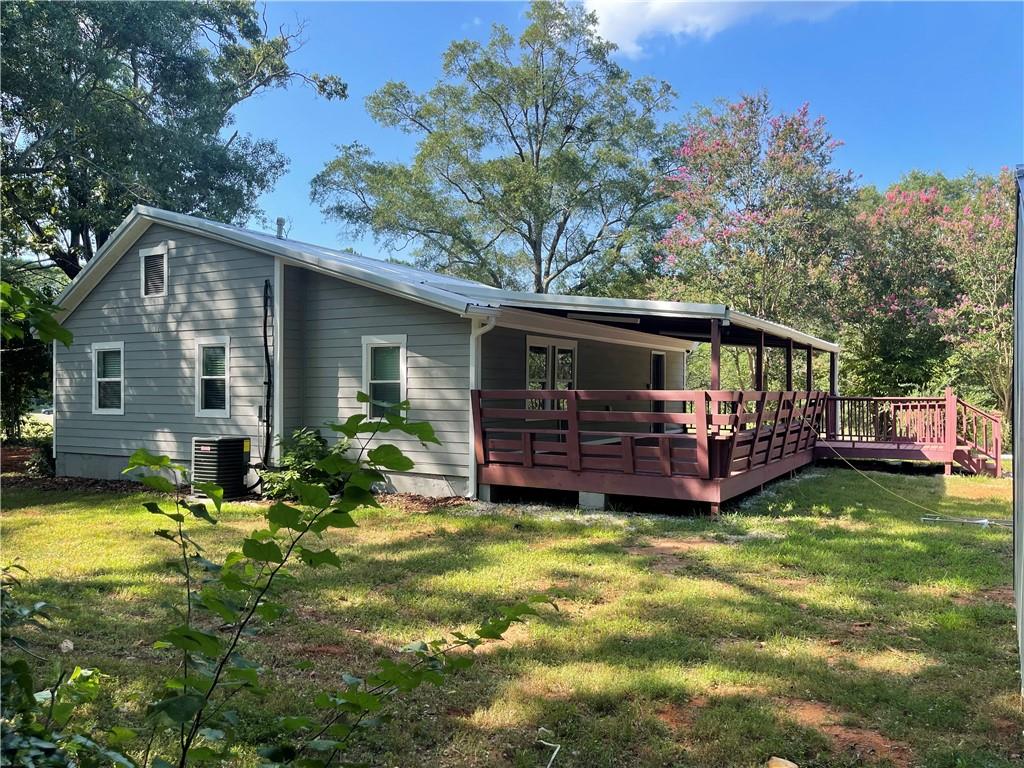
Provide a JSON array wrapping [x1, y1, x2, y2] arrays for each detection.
[[54, 205, 839, 352]]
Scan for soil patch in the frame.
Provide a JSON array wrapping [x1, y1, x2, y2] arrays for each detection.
[[378, 493, 467, 514], [1, 473, 144, 494], [626, 537, 720, 573], [780, 698, 913, 768]]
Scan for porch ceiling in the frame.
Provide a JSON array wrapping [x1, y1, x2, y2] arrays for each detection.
[[510, 306, 836, 353]]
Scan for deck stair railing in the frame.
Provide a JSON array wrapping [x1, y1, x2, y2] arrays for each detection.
[[823, 388, 1001, 477]]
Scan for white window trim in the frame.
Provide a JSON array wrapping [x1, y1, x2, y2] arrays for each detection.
[[139, 244, 168, 298], [361, 334, 407, 417], [195, 336, 230, 418], [525, 335, 578, 390], [91, 341, 125, 415]]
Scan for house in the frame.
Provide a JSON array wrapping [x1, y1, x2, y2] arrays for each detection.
[[53, 205, 997, 512]]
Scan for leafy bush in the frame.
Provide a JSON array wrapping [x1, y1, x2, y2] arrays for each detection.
[[0, 394, 554, 767], [260, 427, 347, 499]]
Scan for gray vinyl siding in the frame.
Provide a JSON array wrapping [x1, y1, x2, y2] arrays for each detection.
[[298, 272, 472, 479], [480, 327, 688, 432], [281, 266, 307, 436], [481, 327, 686, 392], [56, 224, 275, 470]]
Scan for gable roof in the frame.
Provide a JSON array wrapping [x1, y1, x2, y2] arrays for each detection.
[[55, 205, 839, 353]]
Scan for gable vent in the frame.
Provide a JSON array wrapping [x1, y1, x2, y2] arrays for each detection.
[[143, 250, 166, 296]]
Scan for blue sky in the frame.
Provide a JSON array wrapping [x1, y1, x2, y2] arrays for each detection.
[[231, 1, 1024, 255]]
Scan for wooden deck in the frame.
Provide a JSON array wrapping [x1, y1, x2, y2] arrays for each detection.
[[471, 388, 1002, 512], [472, 389, 828, 512], [817, 391, 1002, 477]]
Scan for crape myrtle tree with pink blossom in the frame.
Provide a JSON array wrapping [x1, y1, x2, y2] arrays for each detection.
[[838, 184, 957, 396], [651, 93, 857, 387], [840, 169, 1014, 417], [933, 170, 1014, 417]]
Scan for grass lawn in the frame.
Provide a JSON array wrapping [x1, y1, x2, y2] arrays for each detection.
[[2, 468, 1020, 767]]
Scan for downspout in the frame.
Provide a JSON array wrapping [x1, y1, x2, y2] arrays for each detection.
[[467, 314, 497, 499]]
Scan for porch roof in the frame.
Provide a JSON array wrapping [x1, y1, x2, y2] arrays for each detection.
[[442, 286, 839, 354]]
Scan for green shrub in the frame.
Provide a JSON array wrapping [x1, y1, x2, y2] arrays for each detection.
[[260, 427, 349, 499]]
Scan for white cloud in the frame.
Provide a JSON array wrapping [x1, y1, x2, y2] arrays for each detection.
[[584, 1, 846, 57]]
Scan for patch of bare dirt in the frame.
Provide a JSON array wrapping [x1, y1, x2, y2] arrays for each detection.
[[779, 698, 914, 768], [657, 697, 707, 734], [626, 537, 720, 573]]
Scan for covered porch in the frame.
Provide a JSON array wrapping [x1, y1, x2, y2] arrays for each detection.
[[471, 299, 840, 511]]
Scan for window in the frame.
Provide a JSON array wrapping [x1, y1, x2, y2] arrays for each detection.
[[92, 341, 124, 415], [140, 245, 167, 297], [195, 337, 229, 417], [362, 335, 406, 417], [525, 336, 577, 409]]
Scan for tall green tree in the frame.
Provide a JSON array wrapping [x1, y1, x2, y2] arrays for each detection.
[[1, 0, 346, 279], [311, 0, 680, 293]]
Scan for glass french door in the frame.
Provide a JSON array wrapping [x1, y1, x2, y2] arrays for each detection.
[[526, 336, 577, 409]]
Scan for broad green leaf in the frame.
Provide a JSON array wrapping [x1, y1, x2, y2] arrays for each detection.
[[186, 501, 217, 524], [297, 547, 342, 569], [280, 715, 315, 732], [143, 501, 183, 522], [367, 444, 414, 471], [148, 694, 204, 724], [157, 626, 221, 657], [105, 727, 137, 747], [192, 481, 224, 513], [308, 510, 356, 533], [347, 467, 385, 490], [255, 600, 286, 621], [292, 480, 331, 509], [242, 537, 284, 564], [196, 588, 238, 623], [267, 502, 305, 532], [315, 451, 358, 475], [327, 413, 366, 439], [338, 484, 380, 510], [198, 727, 225, 741], [140, 474, 176, 494]]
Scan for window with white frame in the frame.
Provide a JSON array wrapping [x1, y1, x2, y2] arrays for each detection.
[[525, 335, 577, 409], [362, 335, 406, 417], [140, 245, 167, 298], [92, 341, 124, 415], [195, 337, 229, 417]]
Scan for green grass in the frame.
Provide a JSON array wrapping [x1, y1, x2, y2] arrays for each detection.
[[2, 469, 1020, 767]]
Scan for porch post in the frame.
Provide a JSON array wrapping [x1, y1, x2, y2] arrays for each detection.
[[710, 319, 721, 389], [805, 347, 814, 391], [755, 331, 765, 390], [785, 338, 794, 391], [944, 386, 957, 476], [828, 351, 838, 440]]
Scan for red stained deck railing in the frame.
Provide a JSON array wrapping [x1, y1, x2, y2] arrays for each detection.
[[822, 389, 1002, 477], [471, 389, 828, 485]]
